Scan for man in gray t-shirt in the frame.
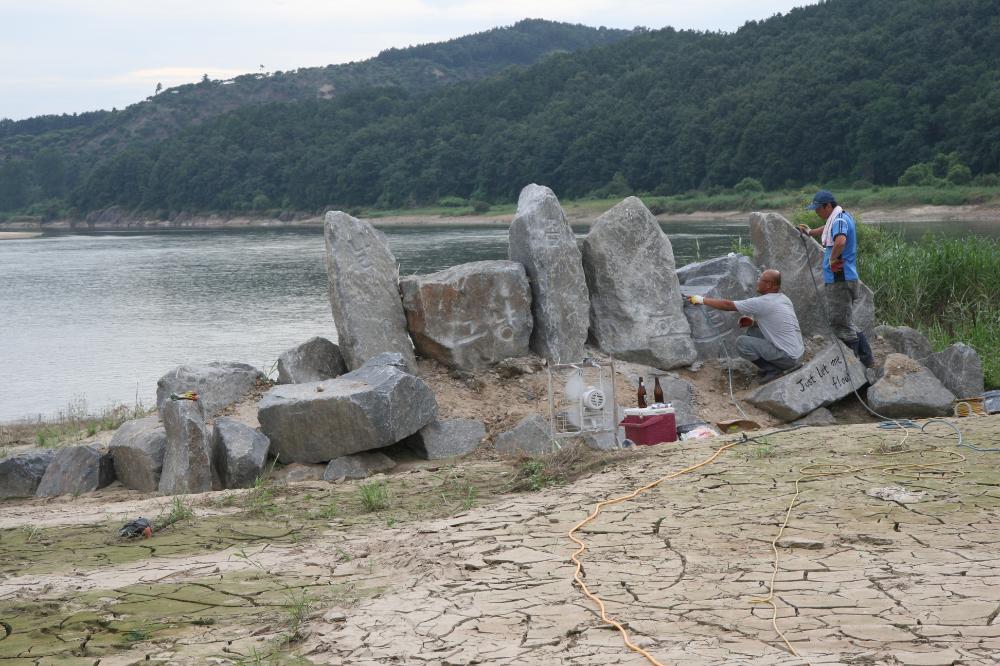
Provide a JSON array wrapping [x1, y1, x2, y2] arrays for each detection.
[[687, 269, 804, 382]]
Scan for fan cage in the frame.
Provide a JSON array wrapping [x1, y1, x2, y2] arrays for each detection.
[[547, 360, 618, 440]]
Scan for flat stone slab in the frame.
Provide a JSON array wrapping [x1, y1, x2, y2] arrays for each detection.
[[109, 416, 167, 493], [277, 336, 347, 384], [156, 362, 265, 417], [36, 445, 114, 497], [747, 343, 867, 420], [0, 450, 54, 498], [322, 451, 396, 481]]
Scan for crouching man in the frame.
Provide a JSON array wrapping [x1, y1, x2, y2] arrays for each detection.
[[687, 269, 804, 383]]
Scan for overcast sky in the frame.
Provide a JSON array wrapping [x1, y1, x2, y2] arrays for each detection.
[[1, 1, 817, 121]]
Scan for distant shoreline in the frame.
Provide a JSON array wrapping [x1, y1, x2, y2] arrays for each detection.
[[1, 203, 997, 234]]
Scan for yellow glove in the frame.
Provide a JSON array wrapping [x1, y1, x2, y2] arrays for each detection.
[[687, 295, 704, 305]]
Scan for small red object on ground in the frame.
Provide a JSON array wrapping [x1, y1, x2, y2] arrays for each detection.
[[142, 526, 153, 539], [620, 408, 677, 446]]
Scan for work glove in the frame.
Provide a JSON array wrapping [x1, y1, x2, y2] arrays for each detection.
[[830, 258, 845, 272], [687, 295, 704, 305]]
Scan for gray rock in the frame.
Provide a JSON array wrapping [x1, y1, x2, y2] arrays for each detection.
[[400, 261, 532, 369], [925, 343, 984, 399], [867, 354, 956, 418], [277, 337, 346, 384], [36, 445, 115, 497], [747, 343, 868, 421], [212, 418, 270, 489], [0, 450, 54, 498], [508, 184, 589, 363], [677, 255, 759, 360], [156, 362, 265, 417], [325, 211, 415, 370], [406, 419, 486, 459], [280, 463, 326, 483], [494, 414, 557, 456], [259, 352, 437, 463], [749, 212, 875, 338], [792, 407, 839, 427], [581, 197, 696, 369], [625, 370, 698, 427], [875, 325, 933, 361], [496, 356, 545, 378], [159, 399, 214, 495], [322, 451, 396, 481], [109, 416, 167, 492]]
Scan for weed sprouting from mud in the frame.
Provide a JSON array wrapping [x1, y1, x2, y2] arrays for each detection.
[[358, 481, 391, 512]]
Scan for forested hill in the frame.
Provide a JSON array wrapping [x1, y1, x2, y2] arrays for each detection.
[[4, 0, 1000, 218]]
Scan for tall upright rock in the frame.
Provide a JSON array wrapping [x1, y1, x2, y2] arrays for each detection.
[[159, 398, 214, 495], [582, 197, 696, 368], [677, 254, 759, 360], [508, 184, 589, 363], [749, 212, 874, 338], [325, 211, 415, 370]]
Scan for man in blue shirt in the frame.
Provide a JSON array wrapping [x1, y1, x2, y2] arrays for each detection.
[[798, 190, 873, 367]]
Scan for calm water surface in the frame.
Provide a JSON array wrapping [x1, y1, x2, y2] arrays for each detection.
[[0, 219, 992, 421]]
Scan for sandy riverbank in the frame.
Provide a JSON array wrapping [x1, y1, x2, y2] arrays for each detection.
[[0, 231, 43, 240]]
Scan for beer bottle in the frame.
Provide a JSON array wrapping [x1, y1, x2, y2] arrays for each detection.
[[653, 376, 664, 404], [637, 377, 647, 408]]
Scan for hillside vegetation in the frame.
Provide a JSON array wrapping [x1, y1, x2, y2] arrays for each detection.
[[2, 0, 1000, 218]]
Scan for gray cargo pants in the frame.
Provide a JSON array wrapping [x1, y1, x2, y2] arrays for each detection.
[[735, 327, 798, 370], [824, 280, 860, 343]]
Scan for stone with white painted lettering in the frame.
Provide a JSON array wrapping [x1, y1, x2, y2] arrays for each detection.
[[494, 414, 557, 456], [677, 254, 758, 360], [582, 197, 696, 368], [925, 343, 984, 399], [156, 362, 265, 417], [0, 450, 54, 498], [212, 418, 270, 489], [259, 352, 437, 463], [406, 419, 486, 460], [277, 337, 346, 384], [325, 211, 415, 370], [867, 353, 956, 418], [508, 184, 589, 363], [400, 261, 532, 369], [109, 416, 167, 492], [36, 445, 115, 497], [159, 398, 214, 495], [322, 451, 396, 481], [749, 212, 874, 338], [747, 343, 867, 420]]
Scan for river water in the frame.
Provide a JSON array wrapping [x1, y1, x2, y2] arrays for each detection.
[[0, 219, 992, 422]]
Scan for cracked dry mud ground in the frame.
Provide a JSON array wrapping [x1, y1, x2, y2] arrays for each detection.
[[3, 417, 1000, 665]]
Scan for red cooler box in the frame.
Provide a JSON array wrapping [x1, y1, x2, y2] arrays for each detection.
[[620, 407, 677, 446]]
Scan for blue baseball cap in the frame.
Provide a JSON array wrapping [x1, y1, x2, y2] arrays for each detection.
[[806, 190, 836, 210]]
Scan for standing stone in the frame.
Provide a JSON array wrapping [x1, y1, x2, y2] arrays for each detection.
[[582, 197, 696, 369], [508, 184, 589, 363], [749, 212, 875, 338], [36, 445, 115, 497], [109, 416, 167, 492], [400, 261, 532, 369], [925, 343, 984, 399], [405, 419, 486, 460], [677, 254, 759, 360], [325, 211, 415, 370], [868, 354, 956, 417], [259, 352, 437, 463], [277, 337, 347, 384], [159, 399, 214, 495], [0, 450, 54, 498], [212, 418, 270, 489], [494, 414, 557, 456], [156, 362, 265, 417], [322, 451, 396, 481], [747, 343, 868, 421]]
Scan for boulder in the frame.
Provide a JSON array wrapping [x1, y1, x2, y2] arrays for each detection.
[[581, 197, 696, 369], [212, 418, 270, 489], [109, 416, 167, 492], [405, 419, 486, 460], [508, 184, 589, 363], [677, 254, 759, 360], [494, 414, 557, 456], [875, 325, 934, 361], [867, 354, 956, 418], [159, 398, 214, 495], [625, 370, 699, 427], [324, 211, 415, 370], [277, 337, 347, 384], [747, 343, 868, 420], [36, 445, 115, 497], [322, 451, 396, 481], [792, 407, 839, 427], [259, 352, 437, 463], [156, 362, 265, 417], [400, 261, 532, 369], [280, 463, 326, 483], [0, 450, 54, 498], [925, 343, 984, 399], [749, 212, 875, 338]]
